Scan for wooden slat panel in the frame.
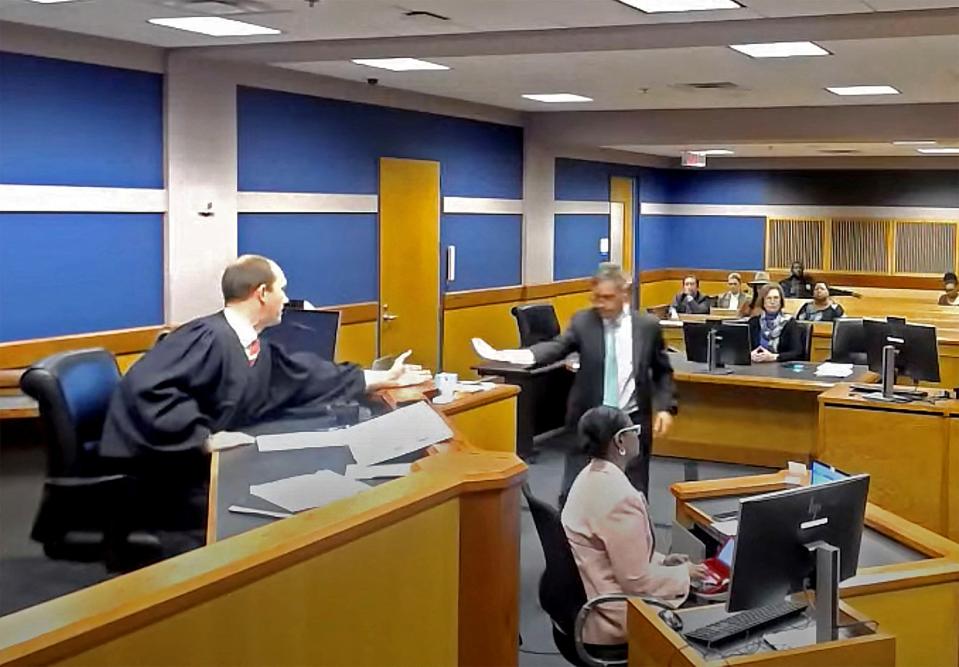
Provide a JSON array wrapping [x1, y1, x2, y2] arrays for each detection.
[[766, 218, 825, 270], [895, 221, 957, 275], [831, 218, 889, 273]]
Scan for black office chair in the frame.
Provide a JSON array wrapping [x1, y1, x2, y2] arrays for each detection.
[[830, 318, 867, 365], [511, 304, 561, 347], [20, 348, 155, 566], [795, 321, 814, 362], [522, 484, 628, 667]]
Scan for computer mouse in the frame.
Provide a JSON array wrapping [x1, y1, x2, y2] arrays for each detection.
[[658, 609, 684, 632]]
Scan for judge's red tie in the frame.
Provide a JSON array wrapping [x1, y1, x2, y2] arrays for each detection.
[[247, 339, 260, 366]]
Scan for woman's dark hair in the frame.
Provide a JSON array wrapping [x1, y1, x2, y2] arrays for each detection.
[[944, 272, 958, 284], [578, 406, 633, 459]]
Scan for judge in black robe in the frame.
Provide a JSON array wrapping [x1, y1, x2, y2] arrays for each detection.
[[99, 255, 416, 547]]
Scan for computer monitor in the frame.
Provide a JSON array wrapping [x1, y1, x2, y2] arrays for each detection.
[[863, 318, 940, 383], [262, 308, 340, 360], [727, 474, 869, 614], [810, 460, 849, 485], [719, 322, 752, 366], [683, 321, 751, 366]]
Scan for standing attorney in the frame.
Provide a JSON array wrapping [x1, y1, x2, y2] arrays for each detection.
[[472, 263, 677, 499]]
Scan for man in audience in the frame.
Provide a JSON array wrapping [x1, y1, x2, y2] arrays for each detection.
[[717, 272, 748, 311], [939, 272, 959, 306], [780, 260, 861, 300], [472, 263, 677, 501], [668, 275, 711, 318], [100, 254, 424, 552]]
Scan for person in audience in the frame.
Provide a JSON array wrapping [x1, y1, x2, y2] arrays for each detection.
[[100, 254, 424, 553], [740, 271, 771, 317], [795, 281, 845, 322], [748, 284, 803, 363], [717, 272, 748, 311], [938, 272, 959, 306], [471, 263, 677, 501], [668, 275, 711, 318], [780, 260, 860, 299], [562, 406, 708, 648]]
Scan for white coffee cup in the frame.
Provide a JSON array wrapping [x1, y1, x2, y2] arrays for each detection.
[[435, 372, 458, 396]]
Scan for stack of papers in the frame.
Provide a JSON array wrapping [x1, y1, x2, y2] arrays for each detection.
[[347, 401, 454, 466], [815, 362, 854, 378], [256, 430, 347, 452], [250, 470, 370, 513]]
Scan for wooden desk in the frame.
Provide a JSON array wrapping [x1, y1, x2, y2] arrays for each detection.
[[671, 470, 959, 667], [819, 384, 959, 541], [658, 353, 872, 468], [0, 386, 525, 667], [628, 598, 894, 667]]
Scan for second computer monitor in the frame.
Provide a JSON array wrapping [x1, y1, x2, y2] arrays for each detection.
[[863, 318, 940, 383], [683, 321, 751, 366], [726, 474, 869, 612], [263, 308, 340, 361]]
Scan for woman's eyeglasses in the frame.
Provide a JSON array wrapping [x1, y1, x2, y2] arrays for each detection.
[[614, 424, 642, 440]]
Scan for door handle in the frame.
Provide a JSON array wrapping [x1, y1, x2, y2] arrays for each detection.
[[382, 304, 398, 321]]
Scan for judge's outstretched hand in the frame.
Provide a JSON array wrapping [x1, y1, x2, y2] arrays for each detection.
[[366, 350, 432, 390]]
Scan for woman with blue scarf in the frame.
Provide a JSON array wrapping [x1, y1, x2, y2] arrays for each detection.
[[747, 284, 803, 363]]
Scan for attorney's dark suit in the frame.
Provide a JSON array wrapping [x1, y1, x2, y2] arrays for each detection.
[[529, 308, 678, 500]]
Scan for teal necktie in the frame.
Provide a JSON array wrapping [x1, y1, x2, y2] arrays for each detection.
[[603, 323, 618, 407]]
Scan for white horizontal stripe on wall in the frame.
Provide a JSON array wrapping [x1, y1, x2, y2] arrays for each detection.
[[555, 200, 611, 215], [640, 202, 959, 222], [237, 192, 378, 214], [443, 197, 523, 215], [0, 185, 167, 213]]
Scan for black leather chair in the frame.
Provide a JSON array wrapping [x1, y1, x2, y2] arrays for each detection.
[[830, 318, 867, 365], [523, 484, 627, 667], [795, 321, 814, 362], [20, 348, 154, 566], [511, 303, 561, 347]]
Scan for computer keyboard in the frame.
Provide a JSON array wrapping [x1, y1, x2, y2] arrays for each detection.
[[683, 600, 808, 646]]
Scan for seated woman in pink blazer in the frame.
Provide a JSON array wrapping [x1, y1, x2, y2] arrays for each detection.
[[562, 406, 708, 646]]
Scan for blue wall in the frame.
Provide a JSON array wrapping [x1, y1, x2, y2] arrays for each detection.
[[554, 214, 610, 280], [441, 214, 522, 291], [237, 86, 524, 296], [0, 213, 164, 341], [0, 53, 165, 341], [0, 52, 163, 188], [639, 215, 765, 270], [238, 213, 379, 306]]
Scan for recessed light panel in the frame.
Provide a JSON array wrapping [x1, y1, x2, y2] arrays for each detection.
[[729, 41, 830, 58], [615, 0, 741, 12], [26, 0, 82, 3], [148, 17, 280, 36], [690, 149, 735, 156], [351, 58, 450, 71], [826, 85, 900, 96], [892, 140, 937, 145], [917, 147, 959, 155], [522, 93, 594, 103]]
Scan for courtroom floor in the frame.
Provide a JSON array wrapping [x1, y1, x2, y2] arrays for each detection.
[[2, 426, 769, 667], [518, 431, 771, 666]]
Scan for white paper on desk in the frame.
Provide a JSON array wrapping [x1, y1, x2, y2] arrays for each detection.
[[453, 381, 496, 393], [815, 362, 854, 378], [256, 431, 347, 452], [250, 470, 370, 513], [209, 430, 255, 451], [347, 401, 454, 466], [345, 463, 412, 480], [711, 520, 739, 537]]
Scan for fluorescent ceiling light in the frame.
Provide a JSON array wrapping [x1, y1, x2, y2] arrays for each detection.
[[614, 0, 742, 12], [26, 0, 81, 3], [826, 85, 900, 96], [892, 140, 937, 145], [690, 149, 735, 156], [917, 147, 959, 154], [351, 58, 449, 71], [729, 41, 830, 58], [148, 17, 280, 36], [522, 93, 593, 103]]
